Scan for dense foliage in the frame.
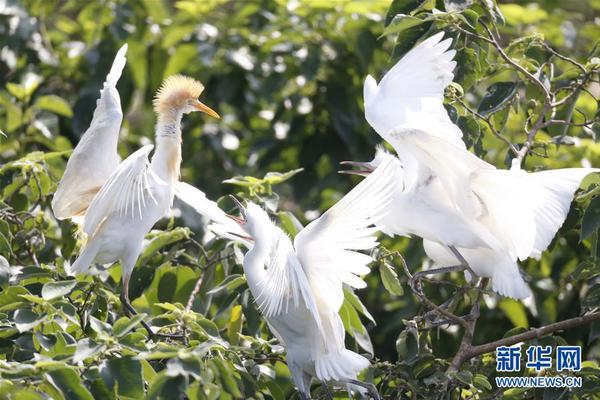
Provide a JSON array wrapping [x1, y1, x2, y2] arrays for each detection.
[[1, 0, 600, 398]]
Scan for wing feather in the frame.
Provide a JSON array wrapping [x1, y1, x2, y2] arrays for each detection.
[[364, 33, 463, 147], [293, 156, 398, 315], [252, 226, 322, 335], [52, 44, 128, 219], [388, 127, 493, 217], [82, 145, 164, 237], [174, 181, 250, 244]]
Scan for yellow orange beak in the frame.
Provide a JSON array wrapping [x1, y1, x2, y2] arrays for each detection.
[[195, 100, 220, 119]]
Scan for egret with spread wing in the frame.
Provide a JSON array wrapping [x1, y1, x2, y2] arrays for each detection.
[[52, 45, 220, 336], [344, 33, 598, 298], [225, 157, 399, 399]]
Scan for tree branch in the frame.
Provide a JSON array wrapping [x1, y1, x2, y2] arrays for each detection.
[[451, 311, 600, 369]]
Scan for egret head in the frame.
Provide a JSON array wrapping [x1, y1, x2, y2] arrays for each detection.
[[339, 145, 394, 176], [153, 75, 220, 118], [227, 197, 271, 239]]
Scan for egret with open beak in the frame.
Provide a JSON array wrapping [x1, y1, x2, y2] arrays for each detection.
[[223, 158, 399, 399]]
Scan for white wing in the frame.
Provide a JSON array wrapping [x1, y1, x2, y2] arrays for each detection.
[[470, 167, 598, 260], [469, 169, 536, 260], [52, 44, 128, 219], [526, 168, 598, 258], [388, 127, 494, 217], [294, 156, 398, 317], [364, 32, 463, 148], [174, 181, 249, 244], [83, 145, 165, 237], [254, 227, 321, 325]]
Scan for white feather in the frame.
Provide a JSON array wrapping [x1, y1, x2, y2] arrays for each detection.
[[52, 44, 128, 219]]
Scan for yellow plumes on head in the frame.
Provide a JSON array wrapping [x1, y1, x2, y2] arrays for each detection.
[[153, 75, 205, 114]]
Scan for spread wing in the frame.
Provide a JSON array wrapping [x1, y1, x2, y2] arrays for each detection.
[[293, 156, 398, 317], [174, 181, 249, 244], [471, 167, 599, 260], [82, 145, 165, 237], [388, 127, 494, 217], [254, 227, 321, 326], [52, 44, 128, 219], [364, 32, 464, 148]]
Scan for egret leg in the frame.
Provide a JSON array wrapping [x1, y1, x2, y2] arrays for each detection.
[[120, 273, 185, 341], [298, 392, 310, 400], [410, 264, 465, 293], [321, 382, 334, 400], [339, 379, 380, 400], [447, 245, 477, 278], [410, 245, 478, 293]]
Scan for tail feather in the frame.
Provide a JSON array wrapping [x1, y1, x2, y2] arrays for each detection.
[[70, 242, 99, 275], [315, 349, 369, 382], [492, 266, 531, 299], [525, 168, 599, 259]]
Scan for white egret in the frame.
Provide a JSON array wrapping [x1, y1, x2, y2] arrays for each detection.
[[224, 157, 399, 399], [51, 45, 221, 336], [343, 32, 598, 298]]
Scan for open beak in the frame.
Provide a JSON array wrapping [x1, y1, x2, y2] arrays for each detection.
[[338, 161, 375, 177], [226, 195, 246, 225], [195, 100, 220, 119]]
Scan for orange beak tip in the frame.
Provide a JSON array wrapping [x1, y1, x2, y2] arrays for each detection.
[[196, 100, 220, 119]]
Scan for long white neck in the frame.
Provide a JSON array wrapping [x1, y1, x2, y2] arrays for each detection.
[[151, 110, 183, 183], [243, 234, 271, 295]]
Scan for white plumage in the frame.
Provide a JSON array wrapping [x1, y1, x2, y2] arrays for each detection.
[[227, 157, 399, 398], [352, 32, 598, 299], [52, 45, 222, 329]]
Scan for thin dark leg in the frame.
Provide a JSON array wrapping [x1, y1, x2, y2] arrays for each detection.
[[321, 383, 334, 400], [120, 274, 185, 340], [298, 392, 310, 400], [340, 379, 380, 400], [448, 245, 477, 278], [410, 264, 465, 293]]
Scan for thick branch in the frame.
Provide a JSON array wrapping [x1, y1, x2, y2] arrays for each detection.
[[452, 311, 600, 368]]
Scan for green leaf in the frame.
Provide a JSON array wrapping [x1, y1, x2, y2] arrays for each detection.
[[46, 367, 94, 400], [263, 168, 304, 185], [157, 271, 177, 302], [227, 305, 243, 345], [384, 0, 421, 26], [212, 358, 242, 397], [380, 14, 424, 38], [34, 95, 73, 117], [73, 338, 104, 363], [112, 314, 146, 338], [107, 357, 144, 399], [396, 327, 419, 363], [139, 227, 191, 263], [380, 262, 404, 296], [581, 196, 600, 241], [473, 374, 492, 391], [41, 280, 77, 300], [207, 274, 247, 295], [498, 298, 529, 328], [477, 82, 517, 115], [343, 287, 375, 325], [455, 370, 473, 385], [583, 284, 600, 308], [0, 286, 32, 311], [14, 309, 46, 332]]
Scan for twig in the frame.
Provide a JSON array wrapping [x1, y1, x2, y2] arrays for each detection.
[[395, 251, 471, 331], [453, 96, 519, 156], [481, 22, 551, 103], [184, 252, 233, 312]]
